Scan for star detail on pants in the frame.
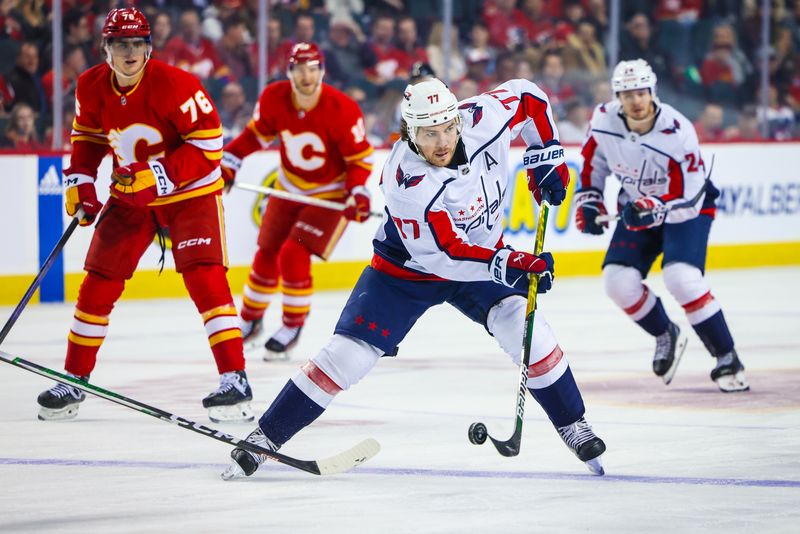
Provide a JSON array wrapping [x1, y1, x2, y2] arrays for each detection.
[[368, 322, 377, 331], [355, 315, 365, 325], [381, 328, 390, 337]]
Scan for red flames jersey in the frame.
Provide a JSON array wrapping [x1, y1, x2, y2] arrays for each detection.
[[227, 80, 373, 200], [67, 59, 224, 206]]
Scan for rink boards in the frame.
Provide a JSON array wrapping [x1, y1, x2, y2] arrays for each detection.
[[2, 143, 799, 303]]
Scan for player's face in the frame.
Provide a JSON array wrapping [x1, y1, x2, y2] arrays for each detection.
[[415, 119, 459, 167], [109, 38, 148, 77], [618, 88, 654, 120], [290, 63, 323, 97]]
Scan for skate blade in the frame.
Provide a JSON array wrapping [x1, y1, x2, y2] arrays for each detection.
[[585, 456, 605, 476], [263, 347, 292, 362], [662, 333, 688, 385], [208, 402, 255, 424], [716, 371, 750, 393], [38, 405, 80, 421], [220, 461, 245, 481]]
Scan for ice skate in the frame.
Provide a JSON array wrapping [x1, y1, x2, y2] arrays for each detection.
[[263, 325, 302, 361], [652, 322, 687, 385], [556, 416, 606, 475], [220, 426, 279, 480], [37, 374, 88, 421], [240, 318, 264, 348], [202, 370, 254, 423], [711, 349, 750, 392]]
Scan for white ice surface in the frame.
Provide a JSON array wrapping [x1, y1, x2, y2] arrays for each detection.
[[1, 267, 799, 533]]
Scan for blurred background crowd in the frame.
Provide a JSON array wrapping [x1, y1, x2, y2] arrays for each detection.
[[1, 0, 798, 151]]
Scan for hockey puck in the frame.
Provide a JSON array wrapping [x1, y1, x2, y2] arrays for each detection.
[[468, 422, 487, 445]]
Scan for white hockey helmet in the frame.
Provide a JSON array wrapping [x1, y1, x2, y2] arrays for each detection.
[[401, 78, 460, 143], [611, 59, 657, 94]]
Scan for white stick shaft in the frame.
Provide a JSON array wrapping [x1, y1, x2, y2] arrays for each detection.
[[235, 182, 347, 211], [594, 213, 619, 224]]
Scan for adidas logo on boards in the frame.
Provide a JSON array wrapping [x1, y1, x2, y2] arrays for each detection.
[[38, 165, 63, 196]]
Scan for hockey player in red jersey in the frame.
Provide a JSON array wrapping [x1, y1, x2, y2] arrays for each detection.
[[36, 7, 255, 423], [221, 42, 374, 360]]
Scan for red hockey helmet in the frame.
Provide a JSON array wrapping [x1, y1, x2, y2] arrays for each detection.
[[288, 42, 324, 69], [102, 8, 151, 40]]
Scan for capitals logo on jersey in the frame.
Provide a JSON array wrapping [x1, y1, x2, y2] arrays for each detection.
[[661, 119, 681, 135], [459, 102, 484, 127], [396, 165, 425, 189]]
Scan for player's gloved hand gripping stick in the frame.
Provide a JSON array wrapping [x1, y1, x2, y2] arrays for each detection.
[[468, 202, 550, 457]]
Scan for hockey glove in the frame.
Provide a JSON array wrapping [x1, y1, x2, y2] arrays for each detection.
[[490, 247, 554, 294], [343, 185, 371, 223], [621, 196, 667, 231], [110, 159, 174, 208], [574, 188, 608, 235], [64, 178, 103, 226], [220, 151, 242, 193], [523, 140, 569, 206]]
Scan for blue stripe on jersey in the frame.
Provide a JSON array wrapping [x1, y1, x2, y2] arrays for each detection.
[[592, 128, 625, 139], [469, 116, 513, 165], [642, 142, 679, 163]]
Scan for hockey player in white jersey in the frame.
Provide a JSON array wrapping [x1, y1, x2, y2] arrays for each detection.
[[221, 77, 607, 479], [575, 59, 749, 392]]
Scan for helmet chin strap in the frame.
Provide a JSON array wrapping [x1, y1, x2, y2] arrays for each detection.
[[105, 44, 152, 85]]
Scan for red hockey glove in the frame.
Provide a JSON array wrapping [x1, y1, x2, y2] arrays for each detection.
[[523, 140, 569, 206], [110, 160, 174, 207], [621, 196, 667, 231], [220, 151, 242, 193], [574, 188, 608, 235], [343, 185, 371, 223], [489, 247, 554, 294], [64, 179, 103, 226]]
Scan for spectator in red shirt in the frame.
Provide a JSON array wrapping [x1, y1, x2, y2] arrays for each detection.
[[519, 0, 556, 47], [0, 74, 13, 115], [150, 11, 173, 64], [248, 17, 289, 81], [365, 14, 407, 87], [699, 23, 751, 106], [722, 105, 765, 141], [165, 10, 231, 82], [0, 103, 44, 151], [42, 45, 87, 109], [275, 12, 317, 70], [693, 103, 725, 142], [482, 0, 526, 51], [216, 15, 253, 80], [395, 16, 428, 77], [464, 48, 494, 94], [535, 50, 576, 120], [63, 8, 98, 66]]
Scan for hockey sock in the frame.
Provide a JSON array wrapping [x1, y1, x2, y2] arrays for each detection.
[[183, 264, 244, 373], [259, 361, 342, 445], [279, 239, 312, 327], [241, 248, 279, 322], [526, 347, 586, 427], [65, 272, 125, 377], [690, 310, 735, 357], [633, 296, 671, 337]]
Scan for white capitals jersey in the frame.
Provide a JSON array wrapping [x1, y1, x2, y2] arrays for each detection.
[[371, 79, 558, 282], [580, 100, 711, 224]]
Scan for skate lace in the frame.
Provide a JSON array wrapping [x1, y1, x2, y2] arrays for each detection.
[[213, 372, 247, 396], [48, 382, 81, 400], [271, 325, 300, 345], [557, 418, 596, 451], [654, 328, 672, 361], [244, 428, 278, 463]]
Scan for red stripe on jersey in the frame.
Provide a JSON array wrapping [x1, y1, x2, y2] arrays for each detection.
[[427, 210, 495, 263], [370, 254, 445, 281], [682, 291, 714, 313], [664, 158, 685, 202], [528, 346, 564, 378], [301, 361, 342, 395], [508, 93, 554, 143], [579, 135, 599, 189], [623, 285, 650, 315], [700, 206, 716, 218]]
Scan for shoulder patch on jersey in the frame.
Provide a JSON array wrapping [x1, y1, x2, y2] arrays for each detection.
[[458, 102, 484, 127], [396, 164, 425, 189], [661, 119, 681, 135]]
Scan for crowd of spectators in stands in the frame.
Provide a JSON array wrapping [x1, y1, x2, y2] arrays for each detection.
[[0, 0, 798, 151]]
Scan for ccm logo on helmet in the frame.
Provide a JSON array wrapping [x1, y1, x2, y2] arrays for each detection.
[[176, 237, 212, 249], [523, 147, 564, 166]]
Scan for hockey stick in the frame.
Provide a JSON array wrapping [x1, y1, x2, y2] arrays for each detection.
[[594, 155, 715, 225], [0, 213, 82, 346], [234, 182, 383, 218], [468, 203, 550, 457], [0, 350, 380, 476]]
